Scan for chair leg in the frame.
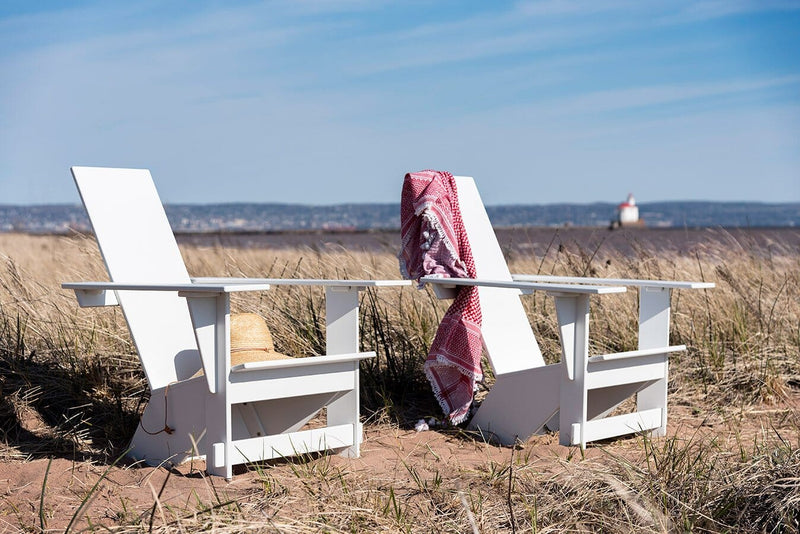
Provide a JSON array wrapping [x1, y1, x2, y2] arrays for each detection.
[[554, 294, 591, 449], [204, 294, 233, 480], [636, 376, 668, 437], [325, 287, 362, 457], [636, 288, 672, 436], [325, 287, 360, 355], [205, 394, 231, 479], [326, 365, 361, 458]]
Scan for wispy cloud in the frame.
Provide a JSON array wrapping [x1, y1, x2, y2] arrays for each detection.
[[552, 76, 800, 115], [0, 1, 798, 204], [658, 0, 800, 24]]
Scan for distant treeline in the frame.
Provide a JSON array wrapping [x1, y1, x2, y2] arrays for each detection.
[[1, 201, 798, 233]]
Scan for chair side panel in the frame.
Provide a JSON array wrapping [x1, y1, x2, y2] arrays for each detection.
[[71, 167, 201, 387]]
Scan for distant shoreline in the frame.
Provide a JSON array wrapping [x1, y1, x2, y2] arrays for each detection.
[[3, 200, 798, 233], [11, 225, 783, 257], [4, 223, 798, 237]]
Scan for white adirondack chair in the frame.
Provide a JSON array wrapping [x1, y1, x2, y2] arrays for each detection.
[[62, 166, 409, 479], [419, 176, 713, 449]]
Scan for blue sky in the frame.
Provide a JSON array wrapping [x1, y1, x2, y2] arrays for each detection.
[[1, 1, 798, 206]]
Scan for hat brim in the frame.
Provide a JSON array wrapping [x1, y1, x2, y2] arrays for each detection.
[[231, 349, 291, 366]]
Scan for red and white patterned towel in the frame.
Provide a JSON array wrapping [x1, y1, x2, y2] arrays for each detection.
[[399, 170, 483, 424]]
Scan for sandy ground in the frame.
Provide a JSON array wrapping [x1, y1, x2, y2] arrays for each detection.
[[1, 395, 798, 532]]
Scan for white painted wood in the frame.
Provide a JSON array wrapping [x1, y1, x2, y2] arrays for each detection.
[[192, 277, 410, 288], [638, 288, 672, 349], [205, 292, 233, 478], [576, 408, 663, 444], [327, 366, 362, 457], [586, 355, 667, 389], [554, 295, 584, 381], [555, 294, 590, 448], [65, 280, 404, 308], [421, 276, 626, 295], [326, 287, 360, 355], [517, 273, 706, 439], [232, 352, 375, 371], [228, 367, 357, 404], [430, 283, 459, 299], [468, 364, 561, 444], [64, 280, 408, 293], [636, 287, 672, 436], [224, 424, 356, 465], [211, 443, 225, 468], [71, 288, 119, 307], [64, 281, 272, 293], [127, 376, 208, 467], [452, 177, 546, 375], [513, 274, 715, 290], [186, 295, 221, 394], [588, 345, 685, 363], [319, 287, 364, 458], [441, 176, 710, 449], [70, 166, 202, 387], [66, 166, 387, 478]]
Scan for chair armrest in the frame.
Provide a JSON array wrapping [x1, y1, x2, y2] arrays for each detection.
[[62, 280, 274, 307], [191, 277, 411, 290], [511, 274, 714, 290], [419, 275, 626, 299], [588, 345, 685, 364], [62, 281, 273, 292], [61, 283, 121, 307], [63, 278, 409, 304], [231, 351, 376, 373]]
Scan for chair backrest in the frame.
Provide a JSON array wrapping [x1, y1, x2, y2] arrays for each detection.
[[71, 166, 201, 389], [453, 176, 546, 373]]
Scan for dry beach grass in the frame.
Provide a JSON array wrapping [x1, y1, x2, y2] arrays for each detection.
[[0, 228, 799, 532]]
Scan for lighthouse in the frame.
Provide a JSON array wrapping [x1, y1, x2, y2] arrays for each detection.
[[610, 193, 643, 228]]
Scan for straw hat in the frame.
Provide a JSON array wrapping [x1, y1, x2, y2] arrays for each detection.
[[229, 312, 291, 365], [193, 313, 290, 378]]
